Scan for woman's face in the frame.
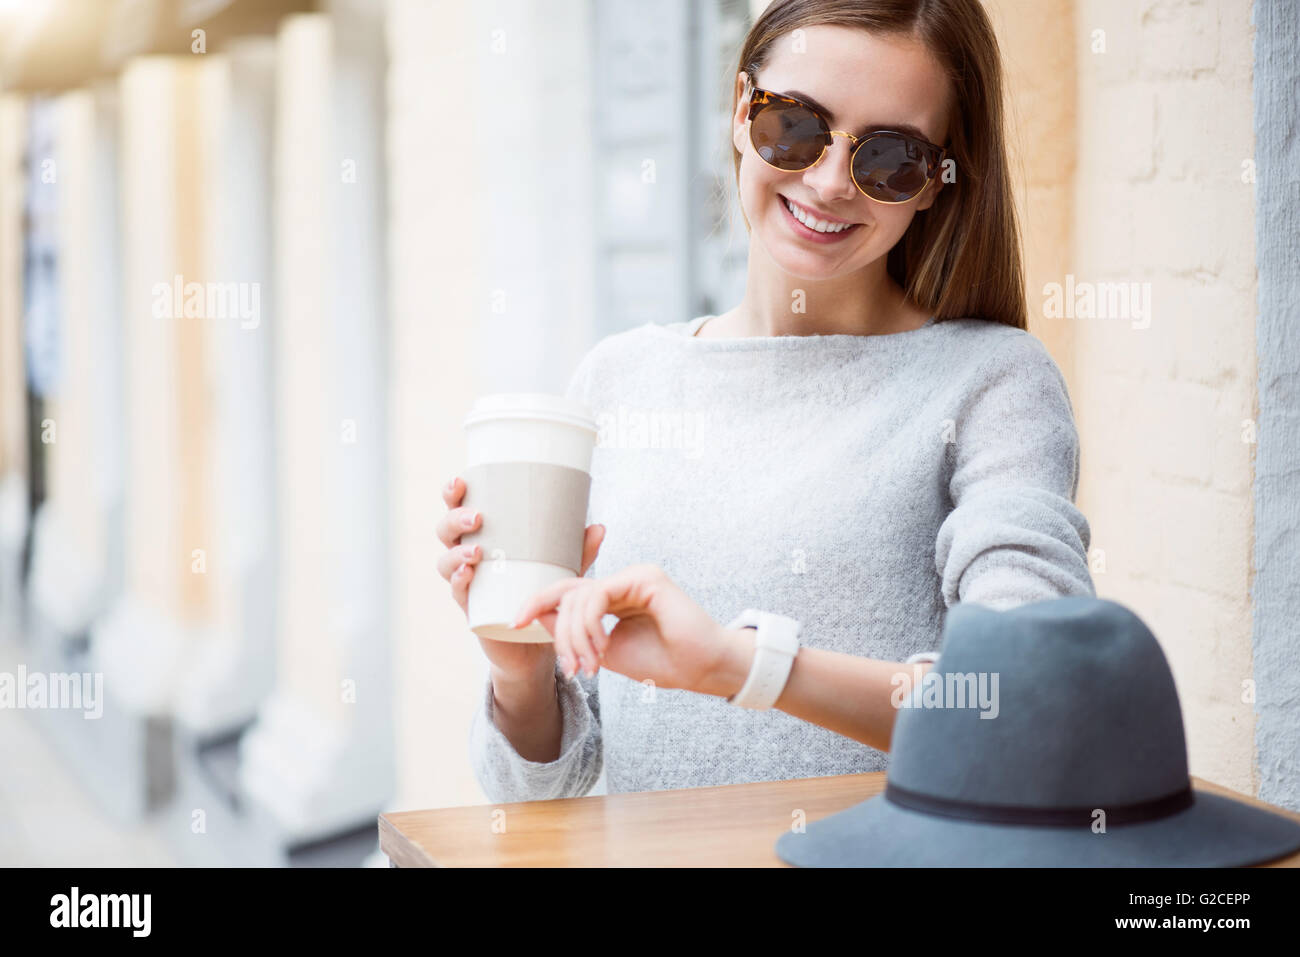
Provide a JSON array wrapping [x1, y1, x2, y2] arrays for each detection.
[[731, 25, 952, 282]]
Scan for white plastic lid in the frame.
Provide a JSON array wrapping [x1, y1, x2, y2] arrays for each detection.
[[462, 392, 597, 432]]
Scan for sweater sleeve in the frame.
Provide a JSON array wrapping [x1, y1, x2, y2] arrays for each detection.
[[934, 333, 1095, 612], [466, 346, 605, 802], [468, 663, 603, 802]]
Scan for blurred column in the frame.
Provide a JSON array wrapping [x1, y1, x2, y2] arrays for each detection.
[[385, 0, 483, 813], [173, 37, 279, 738], [0, 95, 27, 643], [87, 81, 127, 627], [386, 0, 598, 811], [88, 56, 214, 815], [26, 83, 124, 645], [238, 3, 393, 843]]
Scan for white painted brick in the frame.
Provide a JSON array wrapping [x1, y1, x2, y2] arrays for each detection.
[[1209, 378, 1258, 496], [1155, 482, 1252, 599], [1219, 196, 1257, 283], [1148, 379, 1218, 485], [1084, 83, 1156, 181], [1128, 181, 1228, 275], [1073, 299, 1176, 379], [1212, 0, 1256, 88], [1076, 368, 1148, 473], [1071, 189, 1137, 276], [1155, 78, 1255, 184], [1081, 463, 1165, 578], [1139, 581, 1255, 791], [1071, 0, 1257, 799], [1138, 0, 1220, 76], [1169, 282, 1256, 387], [1076, 0, 1144, 85]]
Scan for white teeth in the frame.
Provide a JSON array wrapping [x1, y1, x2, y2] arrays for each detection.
[[784, 197, 855, 233]]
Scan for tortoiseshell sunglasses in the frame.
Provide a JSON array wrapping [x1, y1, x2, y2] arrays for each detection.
[[746, 83, 948, 205]]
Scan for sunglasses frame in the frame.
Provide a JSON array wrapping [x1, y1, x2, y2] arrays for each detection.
[[745, 82, 948, 206]]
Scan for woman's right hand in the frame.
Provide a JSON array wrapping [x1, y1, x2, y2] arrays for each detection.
[[438, 475, 606, 683]]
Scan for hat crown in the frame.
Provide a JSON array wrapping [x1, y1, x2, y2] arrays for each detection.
[[888, 597, 1190, 811]]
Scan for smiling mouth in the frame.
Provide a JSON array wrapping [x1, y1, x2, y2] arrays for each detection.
[[780, 195, 863, 237]]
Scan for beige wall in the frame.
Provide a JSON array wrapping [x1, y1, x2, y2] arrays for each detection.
[[1069, 0, 1257, 795], [119, 58, 189, 616], [386, 0, 600, 812], [987, 0, 1260, 796], [983, 0, 1077, 377], [387, 0, 486, 811], [272, 13, 346, 724]]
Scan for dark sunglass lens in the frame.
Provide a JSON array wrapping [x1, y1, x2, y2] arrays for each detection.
[[750, 100, 826, 170], [852, 134, 933, 201]]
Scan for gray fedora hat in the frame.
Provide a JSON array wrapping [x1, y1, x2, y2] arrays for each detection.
[[776, 596, 1300, 867]]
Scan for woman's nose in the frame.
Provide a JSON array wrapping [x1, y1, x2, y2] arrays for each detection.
[[803, 134, 859, 202]]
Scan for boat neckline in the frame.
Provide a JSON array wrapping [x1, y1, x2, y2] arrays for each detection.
[[641, 313, 943, 348]]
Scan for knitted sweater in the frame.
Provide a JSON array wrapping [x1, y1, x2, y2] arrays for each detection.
[[467, 313, 1095, 802]]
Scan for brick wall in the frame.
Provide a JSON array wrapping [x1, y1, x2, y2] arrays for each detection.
[[1069, 0, 1257, 794]]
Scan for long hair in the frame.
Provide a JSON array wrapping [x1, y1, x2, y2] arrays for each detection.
[[732, 0, 1026, 330]]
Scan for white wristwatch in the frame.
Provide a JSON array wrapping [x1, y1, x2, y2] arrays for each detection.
[[724, 609, 801, 710]]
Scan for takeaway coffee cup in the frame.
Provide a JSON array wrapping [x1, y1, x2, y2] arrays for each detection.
[[460, 393, 598, 643]]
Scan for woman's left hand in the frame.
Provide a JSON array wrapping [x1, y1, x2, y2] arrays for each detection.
[[511, 563, 745, 696]]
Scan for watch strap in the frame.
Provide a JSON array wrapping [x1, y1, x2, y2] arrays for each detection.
[[725, 609, 800, 710]]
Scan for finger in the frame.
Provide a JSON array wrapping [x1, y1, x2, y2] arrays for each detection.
[[435, 476, 467, 548], [562, 587, 598, 677], [440, 476, 465, 509], [583, 587, 611, 660], [450, 561, 473, 611], [550, 601, 576, 678], [437, 541, 481, 582], [436, 505, 481, 550], [588, 563, 662, 617], [512, 576, 587, 629], [578, 524, 606, 577]]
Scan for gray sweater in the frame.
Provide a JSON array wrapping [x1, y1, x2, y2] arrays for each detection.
[[468, 313, 1095, 802]]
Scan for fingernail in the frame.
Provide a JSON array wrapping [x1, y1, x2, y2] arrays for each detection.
[[463, 512, 478, 528], [558, 654, 570, 673], [455, 563, 467, 576]]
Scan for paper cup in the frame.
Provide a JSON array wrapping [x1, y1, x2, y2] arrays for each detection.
[[461, 393, 597, 643]]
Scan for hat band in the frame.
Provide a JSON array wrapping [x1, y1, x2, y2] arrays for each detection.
[[884, 781, 1196, 828]]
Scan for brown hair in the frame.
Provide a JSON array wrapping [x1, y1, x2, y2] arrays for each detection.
[[732, 0, 1026, 330]]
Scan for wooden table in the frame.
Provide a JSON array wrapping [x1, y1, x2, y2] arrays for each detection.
[[379, 772, 1300, 867]]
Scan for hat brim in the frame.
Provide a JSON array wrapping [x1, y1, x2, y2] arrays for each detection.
[[775, 788, 1300, 867]]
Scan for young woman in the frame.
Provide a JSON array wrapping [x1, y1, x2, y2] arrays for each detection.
[[438, 0, 1095, 801]]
